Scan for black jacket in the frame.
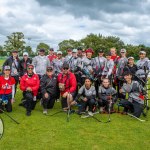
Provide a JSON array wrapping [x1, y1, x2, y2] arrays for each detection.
[[40, 74, 59, 97], [20, 58, 32, 76]]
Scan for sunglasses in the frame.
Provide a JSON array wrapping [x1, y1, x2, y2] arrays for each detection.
[[47, 70, 53, 72], [63, 67, 69, 70], [28, 68, 33, 70]]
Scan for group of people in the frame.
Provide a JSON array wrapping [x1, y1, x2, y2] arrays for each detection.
[[0, 47, 149, 118]]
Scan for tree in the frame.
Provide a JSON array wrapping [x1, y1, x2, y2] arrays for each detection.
[[59, 39, 81, 55], [36, 42, 50, 55], [4, 32, 26, 53]]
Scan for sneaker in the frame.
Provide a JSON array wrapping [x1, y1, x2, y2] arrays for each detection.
[[33, 96, 36, 101], [43, 109, 48, 115], [26, 111, 31, 116]]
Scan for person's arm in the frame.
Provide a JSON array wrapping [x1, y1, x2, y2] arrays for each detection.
[[40, 76, 47, 95], [74, 86, 84, 102], [107, 61, 114, 77], [31, 75, 40, 91], [68, 73, 77, 93], [20, 76, 26, 91]]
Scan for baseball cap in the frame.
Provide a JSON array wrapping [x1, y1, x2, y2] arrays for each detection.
[[139, 51, 146, 55], [98, 49, 104, 53], [47, 66, 53, 71], [23, 52, 28, 56], [39, 49, 45, 52], [72, 49, 77, 53], [4, 66, 11, 70], [57, 51, 62, 55], [128, 57, 134, 60]]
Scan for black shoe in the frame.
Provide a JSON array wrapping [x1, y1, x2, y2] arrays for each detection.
[[26, 111, 31, 116]]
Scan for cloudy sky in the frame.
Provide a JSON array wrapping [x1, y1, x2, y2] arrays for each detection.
[[0, 0, 150, 50]]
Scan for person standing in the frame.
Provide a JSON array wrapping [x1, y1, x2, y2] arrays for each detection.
[[20, 52, 32, 77], [47, 48, 57, 64], [3, 50, 20, 95], [32, 49, 50, 79]]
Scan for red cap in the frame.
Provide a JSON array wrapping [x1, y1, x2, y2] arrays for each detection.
[[85, 48, 94, 54]]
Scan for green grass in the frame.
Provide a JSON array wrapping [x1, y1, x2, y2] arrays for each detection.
[[0, 59, 150, 150]]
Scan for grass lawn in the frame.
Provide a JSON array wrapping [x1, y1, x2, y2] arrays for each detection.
[[0, 59, 150, 150]]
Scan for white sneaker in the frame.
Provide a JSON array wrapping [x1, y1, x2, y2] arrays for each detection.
[[33, 96, 36, 101], [43, 109, 47, 115]]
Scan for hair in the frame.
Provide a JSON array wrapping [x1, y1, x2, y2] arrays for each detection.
[[102, 78, 110, 83], [84, 77, 92, 82]]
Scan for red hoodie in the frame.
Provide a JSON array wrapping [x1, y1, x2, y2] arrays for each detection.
[[57, 72, 77, 95]]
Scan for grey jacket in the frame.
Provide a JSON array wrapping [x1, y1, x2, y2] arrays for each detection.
[[102, 59, 114, 77], [121, 81, 145, 104], [32, 55, 50, 75], [116, 57, 128, 77], [93, 56, 106, 75]]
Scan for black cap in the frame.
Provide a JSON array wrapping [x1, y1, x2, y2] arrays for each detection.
[[39, 49, 45, 52], [12, 50, 18, 53], [77, 47, 82, 51], [62, 63, 69, 69], [98, 49, 104, 53], [123, 71, 132, 76], [106, 52, 111, 56], [47, 66, 53, 71], [49, 48, 54, 51]]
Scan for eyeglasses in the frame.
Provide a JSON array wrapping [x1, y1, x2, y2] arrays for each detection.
[[28, 68, 33, 70], [63, 68, 69, 70]]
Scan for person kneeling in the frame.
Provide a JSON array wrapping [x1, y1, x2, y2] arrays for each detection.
[[73, 77, 96, 115], [98, 78, 117, 113], [20, 64, 40, 116], [57, 63, 77, 111], [0, 66, 15, 113], [119, 72, 145, 118], [40, 67, 58, 115]]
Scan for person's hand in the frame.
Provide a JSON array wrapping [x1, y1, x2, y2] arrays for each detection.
[[63, 92, 68, 98], [107, 96, 112, 100], [26, 87, 32, 91], [11, 98, 15, 104], [70, 101, 77, 106], [44, 93, 49, 99], [119, 89, 123, 93], [83, 97, 87, 102]]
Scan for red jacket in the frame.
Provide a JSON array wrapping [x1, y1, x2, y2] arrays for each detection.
[[57, 72, 77, 95], [0, 76, 16, 94], [111, 55, 120, 75], [47, 55, 57, 63], [20, 73, 40, 96]]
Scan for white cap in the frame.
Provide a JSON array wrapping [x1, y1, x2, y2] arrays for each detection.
[[72, 49, 77, 53], [23, 52, 28, 56], [57, 51, 62, 55], [128, 57, 134, 60]]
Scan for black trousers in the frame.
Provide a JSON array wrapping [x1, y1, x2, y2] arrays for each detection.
[[24, 92, 36, 113], [79, 98, 96, 112], [98, 99, 114, 112], [117, 78, 126, 99], [0, 94, 12, 112], [42, 94, 55, 109], [119, 99, 143, 118]]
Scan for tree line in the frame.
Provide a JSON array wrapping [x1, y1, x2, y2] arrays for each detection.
[[0, 32, 150, 59]]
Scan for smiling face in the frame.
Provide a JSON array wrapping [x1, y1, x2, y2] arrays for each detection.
[[27, 66, 34, 74], [102, 78, 110, 88], [85, 78, 92, 87], [124, 74, 132, 82], [12, 51, 18, 58], [4, 69, 11, 77], [139, 53, 146, 59]]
